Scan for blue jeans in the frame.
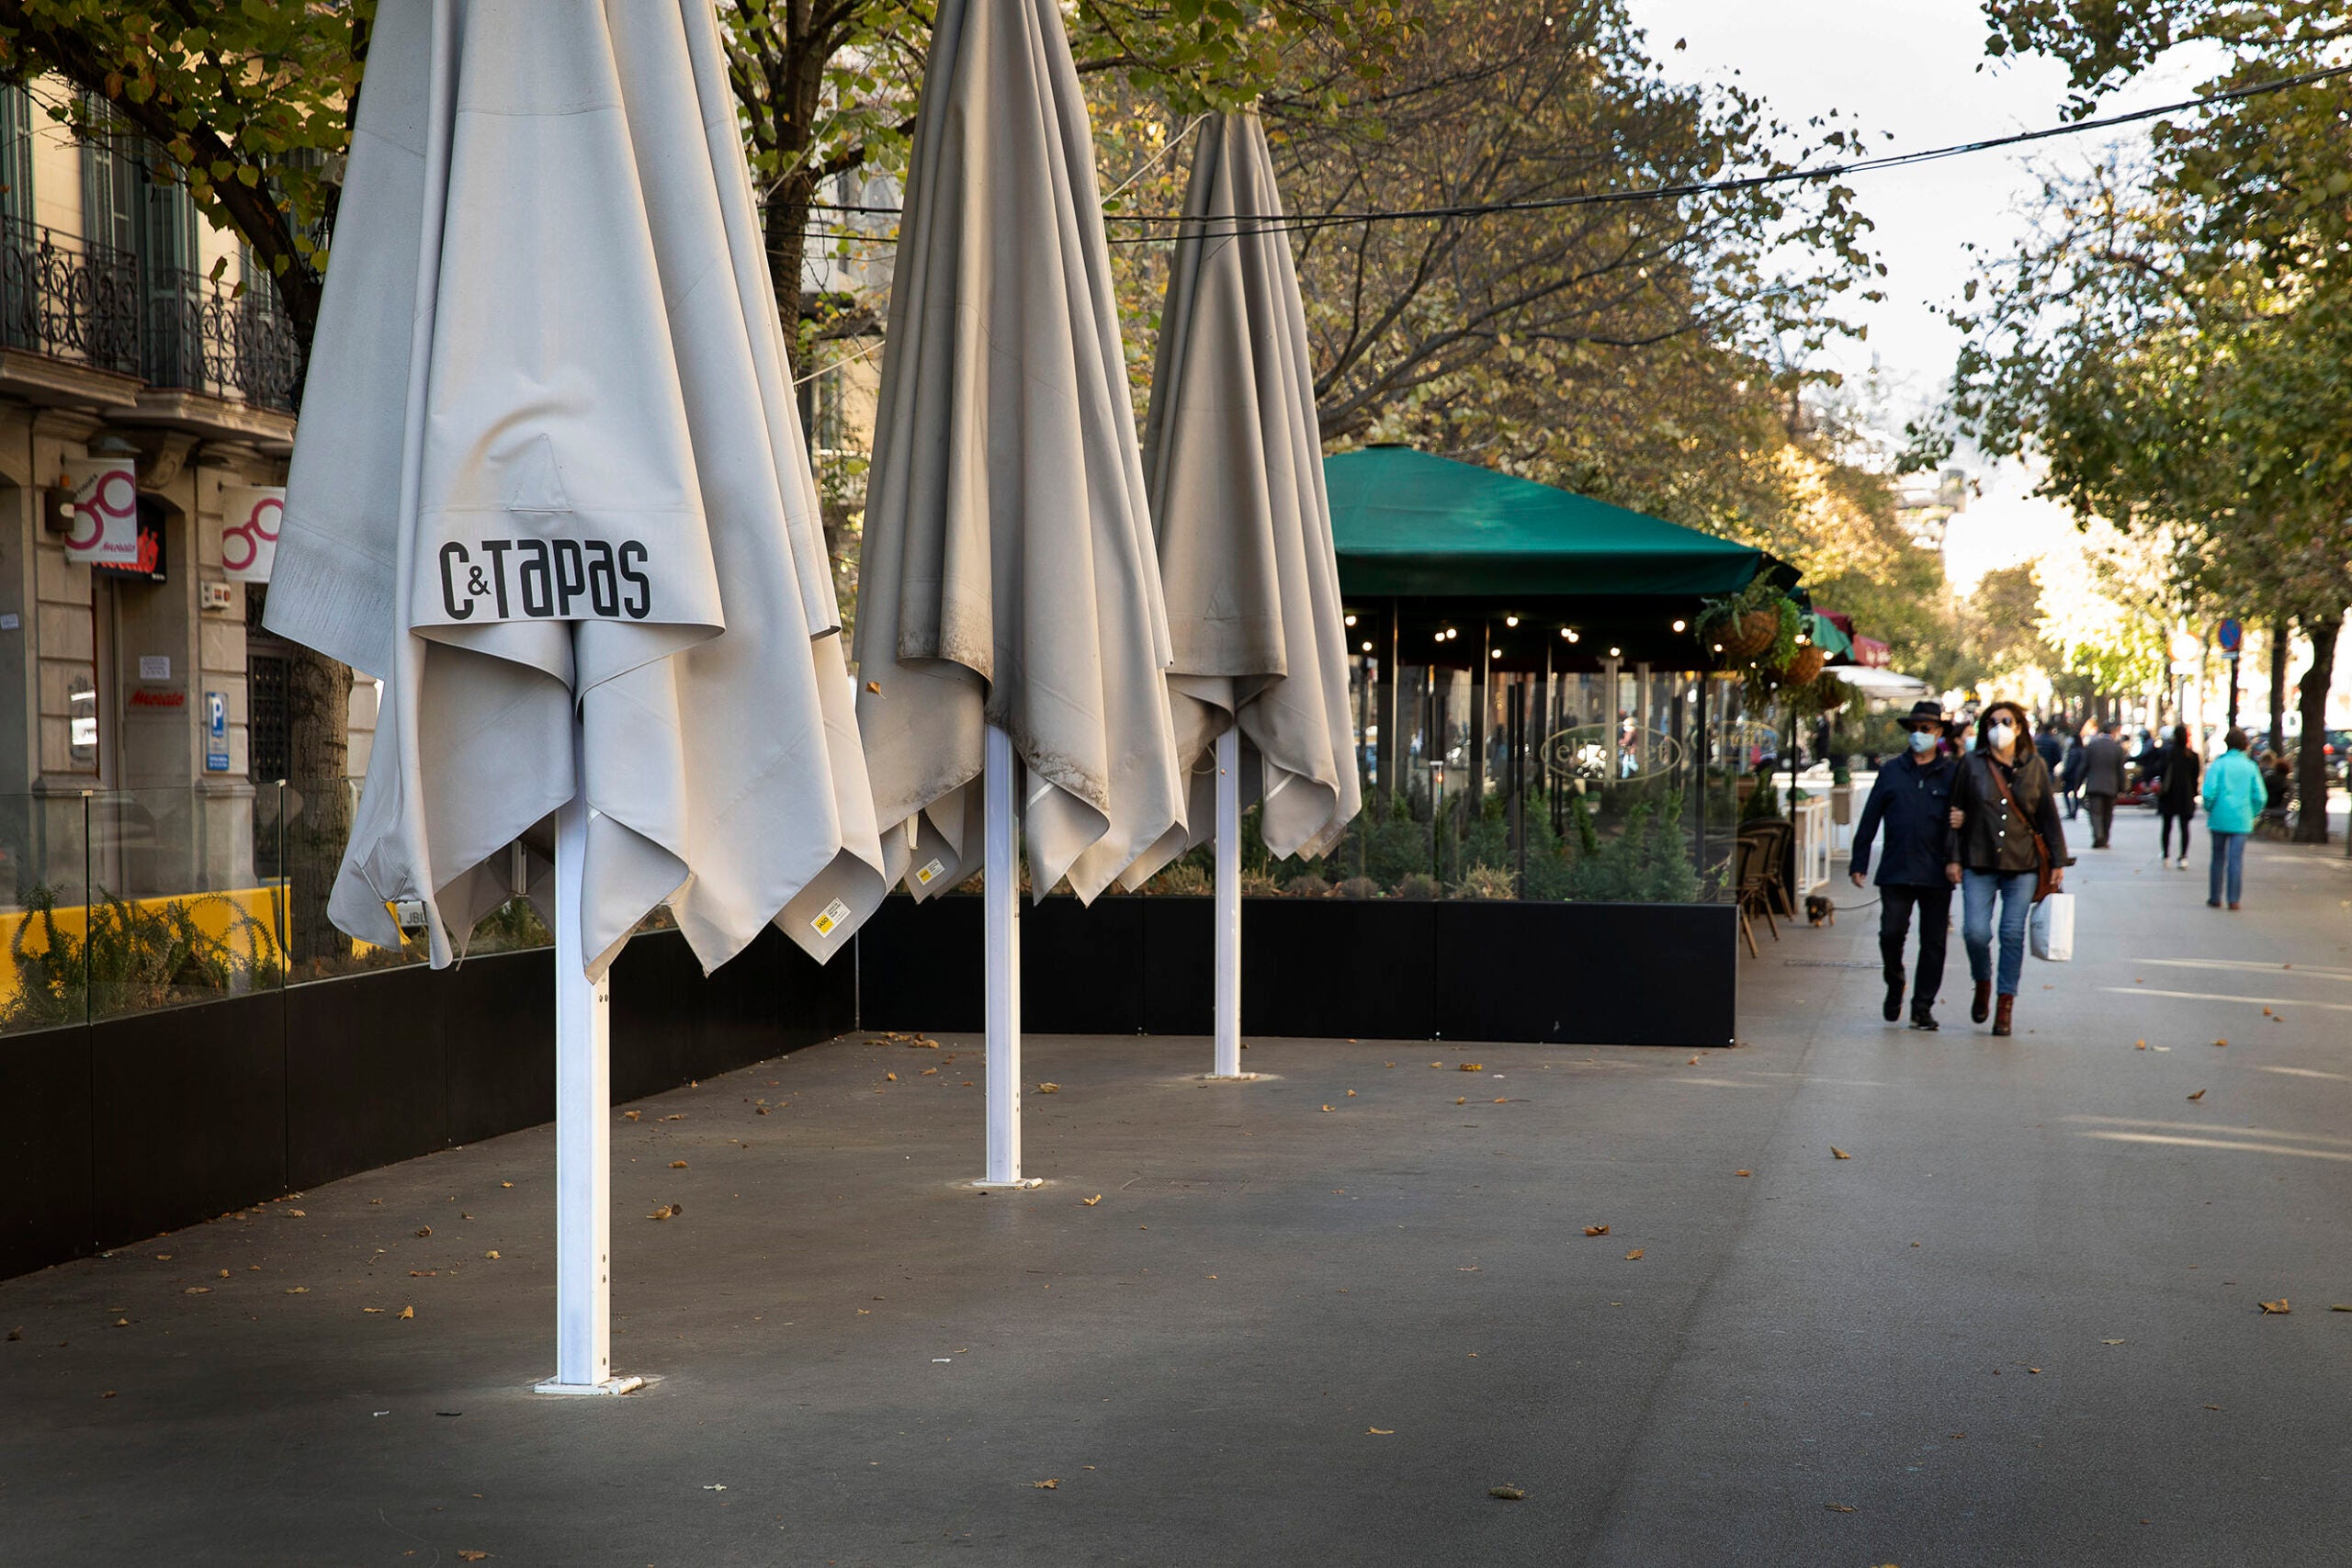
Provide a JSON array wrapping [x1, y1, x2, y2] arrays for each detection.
[[1962, 870, 2036, 997], [2209, 832, 2247, 905]]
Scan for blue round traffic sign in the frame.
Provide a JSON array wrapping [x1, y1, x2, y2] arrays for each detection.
[[2218, 617, 2243, 653]]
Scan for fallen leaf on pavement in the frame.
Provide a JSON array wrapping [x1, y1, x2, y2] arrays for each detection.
[[1585, 1225, 1610, 1236], [1735, 1170, 1751, 1178], [2101, 1338, 2126, 1345], [1081, 1195, 1102, 1206], [2027, 1367, 2041, 1374], [458, 1552, 490, 1562], [2186, 1089, 2207, 1101], [398, 1306, 414, 1320], [886, 1073, 897, 1081], [1347, 1089, 1357, 1097], [483, 1251, 500, 1260], [1321, 1104, 1335, 1112], [500, 1181, 514, 1189], [284, 1287, 308, 1295], [1032, 1478, 1059, 1489], [2212, 1039, 2228, 1048], [1460, 1063, 1484, 1072], [1365, 1427, 1393, 1436], [1624, 1249, 1644, 1260], [363, 1307, 385, 1314], [1825, 1503, 1857, 1513], [2134, 1039, 2147, 1049], [1489, 1485, 1526, 1500], [1036, 1083, 1059, 1094], [671, 1160, 688, 1169], [1455, 1097, 1466, 1105], [2260, 1300, 2290, 1314], [649, 1206, 677, 1221], [623, 1111, 639, 1121], [286, 1209, 306, 1218], [2331, 1304, 2352, 1313], [1831, 1147, 1851, 1160], [414, 1227, 431, 1238]]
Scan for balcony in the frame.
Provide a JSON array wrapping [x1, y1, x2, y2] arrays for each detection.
[[0, 216, 143, 398], [144, 265, 302, 414], [0, 216, 301, 429]]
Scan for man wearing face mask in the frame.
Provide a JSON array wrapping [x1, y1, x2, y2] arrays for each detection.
[[1849, 700, 1958, 1030], [1947, 699, 2070, 1036]]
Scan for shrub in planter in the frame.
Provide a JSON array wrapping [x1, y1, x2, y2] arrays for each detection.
[[1335, 875, 1382, 900], [1286, 873, 1333, 897], [1392, 873, 1442, 900], [1453, 864, 1517, 900]]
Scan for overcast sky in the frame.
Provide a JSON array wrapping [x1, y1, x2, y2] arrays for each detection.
[[1623, 0, 2215, 587]]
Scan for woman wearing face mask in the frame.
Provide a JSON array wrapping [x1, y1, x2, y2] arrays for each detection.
[[1944, 700, 2069, 1036]]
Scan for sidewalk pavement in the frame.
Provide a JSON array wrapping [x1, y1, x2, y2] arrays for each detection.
[[4, 807, 2349, 1566]]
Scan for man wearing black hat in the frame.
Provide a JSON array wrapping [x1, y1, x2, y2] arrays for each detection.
[[1848, 699, 1958, 1030]]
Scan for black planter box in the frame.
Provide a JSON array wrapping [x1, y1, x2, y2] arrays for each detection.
[[856, 894, 1734, 1047]]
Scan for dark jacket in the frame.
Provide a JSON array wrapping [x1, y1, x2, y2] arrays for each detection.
[[2062, 736, 2087, 789], [2081, 733, 2127, 795], [2035, 729, 2066, 773], [2156, 742, 2200, 812], [1849, 750, 1957, 886], [1951, 747, 2069, 875]]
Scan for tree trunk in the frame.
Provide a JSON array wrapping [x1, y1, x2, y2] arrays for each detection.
[[2267, 616, 2289, 757], [283, 646, 355, 969], [2293, 613, 2337, 845]]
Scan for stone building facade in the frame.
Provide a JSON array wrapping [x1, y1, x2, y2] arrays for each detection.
[[0, 83, 371, 908]]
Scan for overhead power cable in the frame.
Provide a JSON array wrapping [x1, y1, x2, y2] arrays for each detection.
[[801, 61, 2352, 245]]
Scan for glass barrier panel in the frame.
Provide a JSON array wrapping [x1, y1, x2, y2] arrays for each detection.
[[0, 789, 96, 1033], [80, 784, 284, 1021]]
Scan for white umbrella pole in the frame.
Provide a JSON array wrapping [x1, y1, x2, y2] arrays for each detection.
[[1211, 726, 1243, 1077], [980, 723, 1035, 1187], [537, 717, 640, 1395]]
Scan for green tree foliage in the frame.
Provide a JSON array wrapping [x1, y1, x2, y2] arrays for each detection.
[[1955, 6, 2352, 836]]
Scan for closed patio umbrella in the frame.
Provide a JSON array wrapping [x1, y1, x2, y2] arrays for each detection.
[[854, 0, 1182, 1185], [265, 0, 884, 1391], [1129, 110, 1361, 1077]]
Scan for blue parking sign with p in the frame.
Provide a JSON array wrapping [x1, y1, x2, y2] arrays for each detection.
[[205, 690, 230, 773]]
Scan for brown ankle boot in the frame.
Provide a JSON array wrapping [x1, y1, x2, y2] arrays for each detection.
[[1992, 994, 2014, 1036], [1972, 980, 1992, 1024]]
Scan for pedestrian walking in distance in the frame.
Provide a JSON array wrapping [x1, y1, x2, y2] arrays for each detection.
[[2080, 719, 2127, 849], [2060, 721, 2088, 819], [1850, 700, 1959, 1030], [2154, 724, 2200, 868], [2201, 728, 2267, 910], [1948, 699, 2069, 1037]]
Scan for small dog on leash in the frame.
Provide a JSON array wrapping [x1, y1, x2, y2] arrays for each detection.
[[1804, 894, 1836, 927]]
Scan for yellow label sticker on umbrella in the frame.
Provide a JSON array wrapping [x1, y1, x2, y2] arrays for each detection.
[[811, 898, 854, 937], [916, 858, 945, 886]]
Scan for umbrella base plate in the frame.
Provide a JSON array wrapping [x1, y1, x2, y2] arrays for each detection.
[[1187, 1073, 1280, 1084], [967, 1178, 1046, 1190], [532, 1374, 649, 1397]]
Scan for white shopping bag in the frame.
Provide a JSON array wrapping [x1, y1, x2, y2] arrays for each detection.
[[2030, 890, 2075, 962]]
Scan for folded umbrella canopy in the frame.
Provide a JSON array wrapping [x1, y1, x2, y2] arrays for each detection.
[[266, 0, 885, 1390], [854, 0, 1183, 1182], [1129, 111, 1361, 1076]]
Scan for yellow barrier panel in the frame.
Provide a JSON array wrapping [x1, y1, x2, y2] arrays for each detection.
[[0, 886, 288, 1006]]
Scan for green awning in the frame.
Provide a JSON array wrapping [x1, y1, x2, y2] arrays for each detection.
[[1804, 612, 1852, 660], [1326, 446, 1776, 600]]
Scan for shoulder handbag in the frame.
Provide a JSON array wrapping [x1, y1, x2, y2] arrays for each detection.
[[1984, 757, 2057, 903]]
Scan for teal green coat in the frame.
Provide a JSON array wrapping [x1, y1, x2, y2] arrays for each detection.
[[2200, 748, 2268, 835]]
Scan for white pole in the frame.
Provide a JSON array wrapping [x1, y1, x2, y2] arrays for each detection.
[[1211, 725, 1243, 1077], [980, 723, 1033, 1186], [536, 719, 640, 1395]]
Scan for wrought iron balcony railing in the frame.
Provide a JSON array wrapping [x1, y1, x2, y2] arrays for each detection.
[[144, 266, 302, 414], [0, 215, 141, 378], [0, 217, 301, 412]]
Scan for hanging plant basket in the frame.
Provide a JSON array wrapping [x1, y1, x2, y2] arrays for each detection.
[[1715, 608, 1781, 660], [1782, 646, 1826, 686], [1810, 670, 1853, 715]]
